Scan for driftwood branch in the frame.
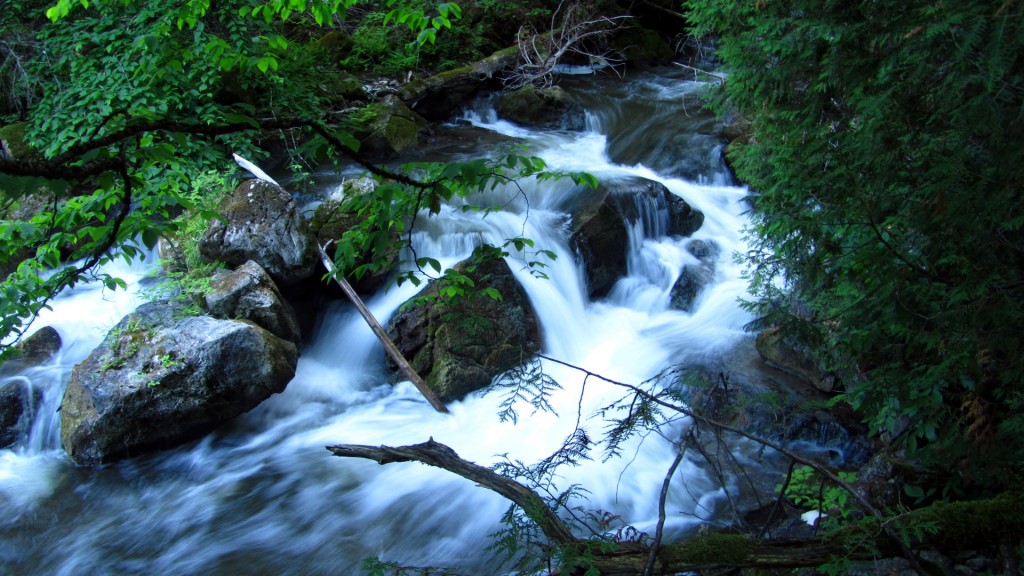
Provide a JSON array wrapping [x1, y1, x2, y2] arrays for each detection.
[[327, 438, 575, 545], [318, 243, 449, 413]]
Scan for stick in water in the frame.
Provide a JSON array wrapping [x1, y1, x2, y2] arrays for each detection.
[[318, 243, 449, 413]]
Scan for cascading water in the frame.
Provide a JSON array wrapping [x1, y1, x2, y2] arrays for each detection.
[[0, 68, 765, 575]]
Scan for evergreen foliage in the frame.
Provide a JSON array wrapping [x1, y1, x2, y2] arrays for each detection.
[[687, 0, 1024, 491]]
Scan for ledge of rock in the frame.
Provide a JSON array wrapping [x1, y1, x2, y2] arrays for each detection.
[[0, 326, 61, 447]]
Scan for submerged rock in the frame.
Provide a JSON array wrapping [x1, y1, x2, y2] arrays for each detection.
[[199, 179, 317, 286], [565, 176, 704, 297], [60, 301, 297, 465], [669, 239, 720, 312], [386, 249, 541, 402], [0, 327, 61, 447], [205, 260, 302, 344]]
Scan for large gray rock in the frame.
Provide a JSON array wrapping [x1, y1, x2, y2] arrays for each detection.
[[205, 260, 301, 344], [60, 301, 297, 465], [199, 179, 317, 286], [565, 176, 704, 297], [385, 248, 541, 402]]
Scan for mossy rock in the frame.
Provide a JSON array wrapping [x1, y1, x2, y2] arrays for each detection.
[[356, 95, 427, 159], [385, 248, 542, 402], [0, 122, 37, 160], [397, 44, 519, 119], [317, 71, 367, 105], [493, 85, 585, 130], [613, 26, 675, 64]]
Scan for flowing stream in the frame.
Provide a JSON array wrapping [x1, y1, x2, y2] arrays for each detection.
[[0, 68, 766, 575]]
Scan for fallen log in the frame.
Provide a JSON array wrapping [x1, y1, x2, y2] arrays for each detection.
[[318, 244, 449, 413], [396, 46, 519, 120]]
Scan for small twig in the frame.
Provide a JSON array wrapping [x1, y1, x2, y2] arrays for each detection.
[[535, 352, 927, 575], [644, 425, 691, 576], [674, 62, 727, 83], [760, 459, 798, 539]]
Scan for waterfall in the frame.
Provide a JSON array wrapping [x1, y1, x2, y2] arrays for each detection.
[[0, 68, 763, 575]]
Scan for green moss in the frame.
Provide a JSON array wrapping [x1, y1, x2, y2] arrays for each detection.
[[830, 491, 1024, 555], [0, 122, 36, 160], [660, 533, 757, 566]]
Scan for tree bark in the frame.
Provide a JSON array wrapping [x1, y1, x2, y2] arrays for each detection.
[[318, 244, 449, 413]]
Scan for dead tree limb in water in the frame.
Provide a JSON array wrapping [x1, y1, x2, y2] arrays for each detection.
[[326, 438, 575, 545], [318, 243, 449, 413]]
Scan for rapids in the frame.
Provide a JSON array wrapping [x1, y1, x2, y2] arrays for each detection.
[[0, 68, 765, 575]]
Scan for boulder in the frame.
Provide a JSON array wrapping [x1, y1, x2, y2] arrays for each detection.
[[385, 248, 541, 402], [198, 179, 317, 286], [564, 176, 704, 297], [669, 239, 719, 312], [60, 301, 297, 465], [354, 95, 429, 159], [204, 260, 301, 344], [676, 338, 869, 467], [612, 26, 675, 65], [493, 85, 585, 130]]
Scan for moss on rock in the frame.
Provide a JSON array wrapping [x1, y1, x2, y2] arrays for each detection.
[[660, 534, 758, 566], [0, 122, 36, 160]]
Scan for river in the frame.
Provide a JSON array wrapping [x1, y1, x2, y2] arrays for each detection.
[[0, 67, 764, 575]]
